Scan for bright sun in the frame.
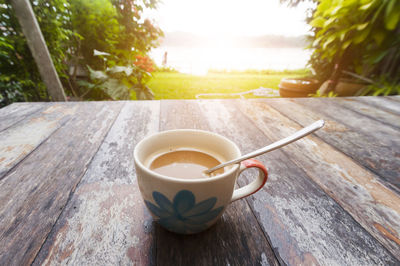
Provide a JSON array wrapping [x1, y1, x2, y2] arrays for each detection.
[[144, 0, 314, 75], [145, 0, 313, 37]]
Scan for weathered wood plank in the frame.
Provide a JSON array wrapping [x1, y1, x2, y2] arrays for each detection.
[[387, 95, 400, 102], [264, 98, 400, 192], [33, 101, 160, 265], [0, 103, 47, 132], [0, 103, 78, 180], [334, 97, 399, 128], [156, 195, 276, 266], [298, 97, 400, 187], [156, 100, 279, 266], [197, 99, 399, 265], [236, 99, 400, 260], [356, 96, 400, 115], [0, 102, 36, 117], [0, 101, 123, 266], [291, 98, 400, 146]]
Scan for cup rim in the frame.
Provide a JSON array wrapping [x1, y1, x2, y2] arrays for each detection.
[[134, 129, 241, 183]]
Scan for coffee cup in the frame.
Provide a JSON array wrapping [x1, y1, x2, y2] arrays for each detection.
[[134, 129, 268, 234]]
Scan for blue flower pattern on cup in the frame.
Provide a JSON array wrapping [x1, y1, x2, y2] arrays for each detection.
[[145, 190, 224, 234]]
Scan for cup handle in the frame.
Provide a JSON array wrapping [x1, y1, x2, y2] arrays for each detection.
[[230, 159, 268, 202]]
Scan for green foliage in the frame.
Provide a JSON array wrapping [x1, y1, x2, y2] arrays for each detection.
[[68, 0, 162, 100], [0, 0, 162, 106], [359, 78, 400, 96], [155, 66, 179, 73], [309, 89, 337, 97], [112, 0, 162, 54], [0, 0, 73, 106], [82, 52, 154, 100], [147, 71, 303, 99], [308, 0, 400, 87], [69, 0, 121, 68]]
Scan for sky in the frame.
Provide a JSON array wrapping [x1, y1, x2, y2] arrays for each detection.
[[145, 0, 314, 37]]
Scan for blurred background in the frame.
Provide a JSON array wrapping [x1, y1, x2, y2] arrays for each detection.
[[0, 0, 399, 105]]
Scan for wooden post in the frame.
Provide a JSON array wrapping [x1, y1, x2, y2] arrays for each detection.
[[10, 0, 67, 101]]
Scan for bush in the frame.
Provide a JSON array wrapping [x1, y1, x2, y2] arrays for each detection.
[[0, 0, 162, 106], [0, 0, 73, 106], [308, 0, 400, 92]]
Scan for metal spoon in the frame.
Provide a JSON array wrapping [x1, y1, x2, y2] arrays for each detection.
[[204, 120, 325, 174]]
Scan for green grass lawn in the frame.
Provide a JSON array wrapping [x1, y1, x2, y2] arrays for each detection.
[[146, 70, 307, 99]]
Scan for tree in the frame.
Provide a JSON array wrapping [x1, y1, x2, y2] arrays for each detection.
[[70, 0, 162, 100], [308, 0, 400, 93], [11, 0, 66, 101], [69, 0, 120, 69], [81, 0, 162, 100], [0, 0, 162, 106], [0, 0, 73, 106]]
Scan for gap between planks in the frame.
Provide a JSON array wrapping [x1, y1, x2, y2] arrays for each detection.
[[357, 96, 400, 115], [335, 98, 399, 129], [0, 103, 79, 181], [193, 100, 284, 264], [263, 97, 400, 193], [0, 102, 124, 265], [157, 100, 279, 266], [0, 103, 47, 133], [199, 99, 398, 265], [32, 102, 126, 264], [235, 99, 400, 260], [32, 101, 160, 265]]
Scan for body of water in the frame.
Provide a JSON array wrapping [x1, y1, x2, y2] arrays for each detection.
[[150, 46, 311, 75]]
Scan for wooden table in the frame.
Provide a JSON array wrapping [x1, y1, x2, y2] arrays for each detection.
[[0, 97, 399, 265]]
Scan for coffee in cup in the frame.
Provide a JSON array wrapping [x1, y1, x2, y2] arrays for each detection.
[[134, 129, 268, 234], [148, 148, 225, 179]]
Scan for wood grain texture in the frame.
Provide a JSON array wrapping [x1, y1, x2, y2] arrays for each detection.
[[294, 97, 400, 190], [1, 98, 399, 265], [157, 100, 279, 266], [156, 196, 276, 266], [0, 102, 123, 266], [353, 96, 400, 115], [197, 99, 398, 265], [236, 99, 400, 260], [0, 102, 46, 132], [387, 95, 400, 102], [264, 97, 400, 192], [291, 98, 400, 145], [334, 97, 400, 128], [33, 101, 160, 266], [0, 103, 78, 179]]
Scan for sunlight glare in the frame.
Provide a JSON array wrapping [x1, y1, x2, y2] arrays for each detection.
[[146, 0, 312, 37], [145, 0, 314, 74]]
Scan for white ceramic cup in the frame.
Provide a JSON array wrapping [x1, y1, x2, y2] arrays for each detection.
[[134, 129, 268, 234]]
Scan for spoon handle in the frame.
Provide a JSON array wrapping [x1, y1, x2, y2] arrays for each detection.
[[205, 120, 325, 174]]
